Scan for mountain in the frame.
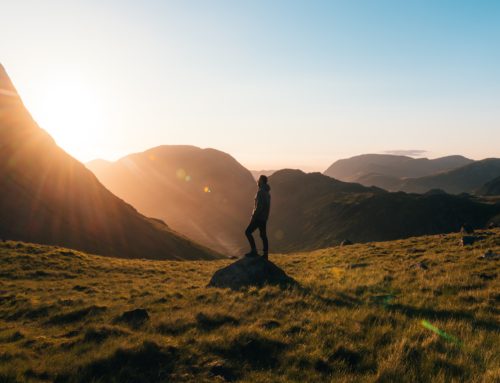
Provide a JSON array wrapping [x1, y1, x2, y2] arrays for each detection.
[[399, 159, 500, 194], [0, 65, 218, 260], [250, 170, 276, 180], [324, 154, 500, 195], [87, 146, 256, 255], [267, 169, 500, 253], [85, 158, 111, 172], [324, 154, 473, 187], [477, 175, 500, 196]]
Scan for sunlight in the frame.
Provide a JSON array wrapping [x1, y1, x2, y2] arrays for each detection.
[[27, 74, 105, 160]]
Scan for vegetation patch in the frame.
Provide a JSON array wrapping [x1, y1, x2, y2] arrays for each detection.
[[0, 231, 498, 382]]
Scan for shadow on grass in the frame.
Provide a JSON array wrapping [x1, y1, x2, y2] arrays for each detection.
[[206, 331, 287, 369], [387, 304, 499, 331], [82, 326, 129, 343], [195, 312, 239, 331], [54, 341, 178, 383], [46, 306, 107, 325], [294, 285, 361, 308]]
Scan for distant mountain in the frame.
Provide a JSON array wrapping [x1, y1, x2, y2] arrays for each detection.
[[0, 65, 218, 261], [87, 146, 256, 255], [86, 158, 111, 171], [250, 170, 276, 180], [353, 173, 403, 191], [267, 169, 499, 253], [324, 154, 473, 187], [400, 159, 500, 194], [477, 176, 500, 196]]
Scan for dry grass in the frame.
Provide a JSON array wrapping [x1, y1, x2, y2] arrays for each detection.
[[0, 230, 499, 382]]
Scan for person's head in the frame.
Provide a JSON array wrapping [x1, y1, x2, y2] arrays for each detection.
[[258, 175, 268, 187]]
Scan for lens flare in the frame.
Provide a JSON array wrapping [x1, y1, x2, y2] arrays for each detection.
[[382, 295, 394, 306], [176, 168, 186, 179], [421, 320, 462, 345]]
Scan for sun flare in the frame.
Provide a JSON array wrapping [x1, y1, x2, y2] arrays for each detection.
[[25, 74, 105, 160]]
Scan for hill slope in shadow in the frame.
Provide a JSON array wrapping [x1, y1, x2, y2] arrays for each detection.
[[399, 159, 500, 194], [477, 175, 500, 196], [268, 169, 500, 252], [87, 146, 256, 255]]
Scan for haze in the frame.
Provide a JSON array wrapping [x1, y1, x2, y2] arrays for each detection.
[[2, 0, 499, 170]]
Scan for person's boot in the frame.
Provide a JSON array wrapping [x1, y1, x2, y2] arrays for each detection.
[[262, 252, 268, 260]]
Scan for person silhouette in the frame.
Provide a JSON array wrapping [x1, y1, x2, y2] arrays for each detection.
[[245, 175, 271, 259]]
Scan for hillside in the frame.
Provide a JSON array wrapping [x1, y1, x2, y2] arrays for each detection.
[[0, 231, 498, 382], [268, 170, 500, 253], [0, 65, 218, 260], [400, 159, 500, 195], [87, 146, 256, 256], [324, 154, 472, 185], [478, 176, 500, 196]]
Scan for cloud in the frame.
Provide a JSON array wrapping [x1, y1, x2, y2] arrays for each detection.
[[383, 150, 427, 157]]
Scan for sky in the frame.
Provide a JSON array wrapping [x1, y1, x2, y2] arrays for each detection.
[[1, 0, 499, 171]]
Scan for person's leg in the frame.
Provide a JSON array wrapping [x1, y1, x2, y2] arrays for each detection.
[[258, 221, 269, 259], [245, 220, 258, 255]]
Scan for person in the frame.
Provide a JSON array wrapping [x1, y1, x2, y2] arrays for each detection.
[[245, 175, 271, 259]]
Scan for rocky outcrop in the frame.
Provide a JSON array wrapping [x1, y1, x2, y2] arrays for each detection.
[[208, 256, 296, 290]]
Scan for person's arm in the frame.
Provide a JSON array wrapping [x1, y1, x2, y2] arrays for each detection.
[[252, 190, 264, 220]]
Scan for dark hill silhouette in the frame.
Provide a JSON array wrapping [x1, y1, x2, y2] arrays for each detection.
[[87, 146, 256, 255], [352, 173, 403, 191], [0, 65, 219, 260], [477, 176, 500, 196], [268, 169, 500, 253], [399, 159, 500, 194], [324, 154, 472, 186]]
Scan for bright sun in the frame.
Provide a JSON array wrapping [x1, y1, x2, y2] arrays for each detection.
[[25, 74, 105, 161]]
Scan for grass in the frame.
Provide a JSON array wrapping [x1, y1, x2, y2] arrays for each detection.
[[0, 230, 499, 382]]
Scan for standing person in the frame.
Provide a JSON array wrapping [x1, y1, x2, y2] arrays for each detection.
[[245, 175, 271, 259]]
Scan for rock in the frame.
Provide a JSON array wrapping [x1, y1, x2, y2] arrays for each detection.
[[488, 222, 497, 229], [411, 262, 429, 270], [460, 224, 474, 235], [460, 236, 476, 246], [115, 308, 150, 328], [478, 250, 500, 260], [208, 256, 296, 290], [340, 239, 353, 246], [477, 273, 496, 280]]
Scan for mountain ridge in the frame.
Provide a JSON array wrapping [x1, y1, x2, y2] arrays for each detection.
[[268, 169, 500, 252], [87, 145, 256, 256], [324, 154, 473, 184], [0, 65, 220, 260]]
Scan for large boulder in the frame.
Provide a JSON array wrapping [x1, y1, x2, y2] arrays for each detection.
[[208, 256, 296, 290]]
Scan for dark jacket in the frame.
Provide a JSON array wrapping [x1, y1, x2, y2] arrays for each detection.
[[252, 184, 271, 221]]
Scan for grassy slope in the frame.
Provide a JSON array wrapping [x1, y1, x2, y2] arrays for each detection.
[[0, 231, 499, 383]]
